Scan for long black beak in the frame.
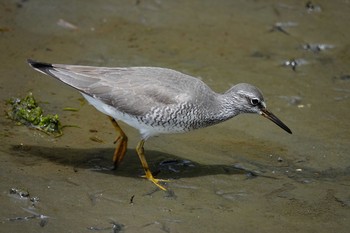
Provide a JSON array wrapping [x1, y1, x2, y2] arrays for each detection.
[[260, 108, 292, 134]]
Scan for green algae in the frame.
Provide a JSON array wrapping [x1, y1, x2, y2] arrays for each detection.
[[6, 93, 63, 137]]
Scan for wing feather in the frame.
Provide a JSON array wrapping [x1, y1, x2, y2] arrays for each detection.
[[36, 63, 214, 116]]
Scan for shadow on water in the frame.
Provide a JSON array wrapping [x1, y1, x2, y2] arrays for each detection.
[[9, 144, 350, 184], [8, 144, 258, 180]]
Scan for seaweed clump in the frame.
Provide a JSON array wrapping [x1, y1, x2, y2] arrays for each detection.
[[6, 93, 63, 136]]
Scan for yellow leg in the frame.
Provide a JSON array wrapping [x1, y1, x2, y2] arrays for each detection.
[[109, 117, 128, 169], [136, 139, 167, 191]]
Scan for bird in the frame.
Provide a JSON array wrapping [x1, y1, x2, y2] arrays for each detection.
[[27, 59, 292, 190]]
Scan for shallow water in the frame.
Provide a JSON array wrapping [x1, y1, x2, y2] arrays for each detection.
[[1, 0, 349, 232]]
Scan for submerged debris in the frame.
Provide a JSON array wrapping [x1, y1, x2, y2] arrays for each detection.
[[63, 107, 79, 111], [270, 21, 298, 35], [305, 1, 322, 13], [9, 187, 40, 205], [57, 19, 78, 30], [282, 58, 308, 71], [5, 93, 63, 136], [88, 220, 124, 233], [302, 43, 334, 52], [89, 136, 104, 143], [158, 159, 195, 173], [9, 188, 30, 199], [7, 208, 50, 227]]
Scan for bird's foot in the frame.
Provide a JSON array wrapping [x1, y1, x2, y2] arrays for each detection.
[[141, 174, 170, 191]]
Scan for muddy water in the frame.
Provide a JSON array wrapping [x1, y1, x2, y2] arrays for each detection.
[[1, 0, 349, 232]]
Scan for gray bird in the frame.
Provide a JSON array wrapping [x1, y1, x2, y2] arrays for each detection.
[[27, 59, 292, 190]]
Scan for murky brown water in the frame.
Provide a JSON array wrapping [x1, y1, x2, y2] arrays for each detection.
[[1, 0, 349, 232]]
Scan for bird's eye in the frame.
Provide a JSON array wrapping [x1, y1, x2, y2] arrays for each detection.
[[250, 98, 260, 106]]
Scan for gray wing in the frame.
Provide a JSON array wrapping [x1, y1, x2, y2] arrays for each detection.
[[28, 60, 214, 116]]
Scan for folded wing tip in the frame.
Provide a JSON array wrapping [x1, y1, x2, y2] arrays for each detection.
[[27, 59, 53, 70]]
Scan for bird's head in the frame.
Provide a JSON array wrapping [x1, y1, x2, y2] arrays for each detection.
[[226, 83, 292, 134]]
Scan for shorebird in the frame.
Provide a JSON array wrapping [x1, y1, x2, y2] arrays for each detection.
[[27, 59, 292, 190]]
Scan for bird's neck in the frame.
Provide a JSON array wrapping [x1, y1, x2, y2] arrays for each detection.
[[217, 92, 241, 116], [198, 93, 241, 127]]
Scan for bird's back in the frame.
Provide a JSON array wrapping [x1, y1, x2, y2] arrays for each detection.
[[30, 62, 217, 116]]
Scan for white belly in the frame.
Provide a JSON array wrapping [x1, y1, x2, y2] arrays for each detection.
[[81, 93, 179, 139]]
